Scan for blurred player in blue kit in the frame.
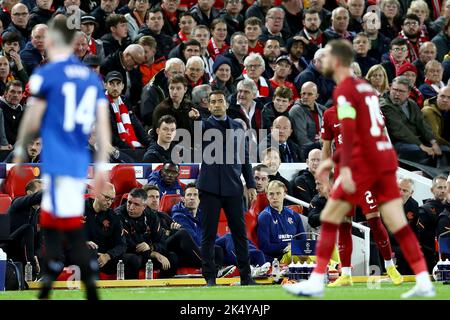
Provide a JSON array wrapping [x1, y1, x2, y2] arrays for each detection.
[[13, 15, 111, 300]]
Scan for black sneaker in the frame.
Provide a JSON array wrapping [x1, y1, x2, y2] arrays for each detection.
[[217, 265, 236, 278], [240, 278, 258, 286]]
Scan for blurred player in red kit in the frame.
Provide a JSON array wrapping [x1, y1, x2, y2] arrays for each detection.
[[321, 104, 403, 287], [283, 39, 434, 298]]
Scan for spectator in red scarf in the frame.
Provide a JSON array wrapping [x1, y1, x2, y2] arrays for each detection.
[[236, 52, 273, 101], [159, 0, 184, 36], [80, 14, 104, 60], [174, 12, 197, 44], [419, 60, 445, 100], [397, 13, 426, 62], [397, 62, 424, 108], [185, 55, 209, 94], [381, 37, 409, 83], [207, 18, 230, 60], [105, 71, 150, 149]]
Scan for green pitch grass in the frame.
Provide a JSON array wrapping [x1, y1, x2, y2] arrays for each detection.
[[1, 283, 449, 300]]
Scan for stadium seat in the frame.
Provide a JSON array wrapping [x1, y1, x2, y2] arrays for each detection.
[[0, 195, 11, 241], [288, 205, 303, 215], [0, 194, 12, 213], [159, 194, 183, 214], [245, 211, 259, 248], [2, 165, 35, 198], [249, 193, 269, 216], [120, 193, 129, 206], [176, 267, 202, 276], [109, 165, 142, 208]]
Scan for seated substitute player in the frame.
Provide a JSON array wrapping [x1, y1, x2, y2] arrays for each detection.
[[13, 16, 111, 300], [321, 100, 402, 287], [257, 180, 306, 264], [283, 40, 434, 298]]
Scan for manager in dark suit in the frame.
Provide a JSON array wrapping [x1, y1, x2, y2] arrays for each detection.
[[197, 90, 257, 286]]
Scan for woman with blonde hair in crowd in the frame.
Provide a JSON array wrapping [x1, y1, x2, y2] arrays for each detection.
[[366, 64, 390, 96]]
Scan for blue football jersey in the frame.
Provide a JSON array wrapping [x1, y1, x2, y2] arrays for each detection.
[[28, 55, 107, 178]]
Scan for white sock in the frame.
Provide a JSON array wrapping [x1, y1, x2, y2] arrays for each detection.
[[309, 272, 326, 286], [384, 259, 395, 268], [341, 267, 352, 276], [415, 271, 432, 288]]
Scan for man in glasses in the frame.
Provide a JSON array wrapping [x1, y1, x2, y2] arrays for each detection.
[[147, 162, 185, 197], [398, 13, 426, 63], [381, 38, 409, 83], [84, 182, 140, 279], [3, 3, 30, 50], [380, 75, 441, 166]]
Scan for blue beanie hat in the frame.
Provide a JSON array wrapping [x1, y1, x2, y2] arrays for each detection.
[[212, 56, 233, 74]]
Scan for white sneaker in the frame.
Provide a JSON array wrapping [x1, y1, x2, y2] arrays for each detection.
[[251, 262, 271, 278], [401, 284, 436, 299], [283, 279, 324, 298]]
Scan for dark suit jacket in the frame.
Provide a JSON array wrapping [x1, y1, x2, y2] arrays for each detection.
[[197, 116, 256, 197]]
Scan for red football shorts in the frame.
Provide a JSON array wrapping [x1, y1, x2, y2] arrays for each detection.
[[332, 169, 401, 208]]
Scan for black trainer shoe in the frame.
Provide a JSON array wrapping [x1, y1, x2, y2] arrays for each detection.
[[217, 265, 236, 278]]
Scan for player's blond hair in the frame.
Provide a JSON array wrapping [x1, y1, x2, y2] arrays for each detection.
[[267, 180, 287, 192]]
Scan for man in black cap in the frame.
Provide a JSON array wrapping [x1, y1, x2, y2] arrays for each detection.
[[83, 54, 101, 74], [104, 71, 149, 150], [81, 14, 105, 60], [269, 55, 299, 102]]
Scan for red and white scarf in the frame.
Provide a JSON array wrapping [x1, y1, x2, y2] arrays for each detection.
[[178, 30, 188, 43], [431, 0, 442, 19], [424, 78, 444, 93], [106, 92, 142, 149], [208, 38, 229, 60], [243, 73, 269, 97], [389, 53, 408, 75]]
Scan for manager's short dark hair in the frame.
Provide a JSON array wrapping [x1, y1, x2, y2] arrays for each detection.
[[129, 188, 148, 201]]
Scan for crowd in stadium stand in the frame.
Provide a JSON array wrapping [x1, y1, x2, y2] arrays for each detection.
[[0, 0, 449, 280]]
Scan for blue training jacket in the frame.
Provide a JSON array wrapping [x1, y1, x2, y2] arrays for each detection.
[[257, 205, 306, 261], [171, 202, 203, 247]]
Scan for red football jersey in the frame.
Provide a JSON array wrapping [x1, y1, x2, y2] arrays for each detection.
[[321, 105, 342, 149], [334, 76, 398, 174]]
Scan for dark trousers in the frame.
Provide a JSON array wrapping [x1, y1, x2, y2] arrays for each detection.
[[200, 191, 251, 282], [394, 143, 433, 165], [135, 250, 179, 278], [88, 249, 141, 279], [5, 224, 37, 272], [40, 228, 97, 299], [166, 229, 202, 267], [166, 229, 225, 268]]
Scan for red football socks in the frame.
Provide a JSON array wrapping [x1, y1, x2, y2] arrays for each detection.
[[338, 222, 353, 267], [315, 221, 339, 274], [394, 225, 427, 274], [367, 217, 393, 261]]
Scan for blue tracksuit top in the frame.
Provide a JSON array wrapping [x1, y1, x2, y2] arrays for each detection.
[[147, 170, 184, 197], [171, 202, 203, 247], [257, 205, 306, 259]]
